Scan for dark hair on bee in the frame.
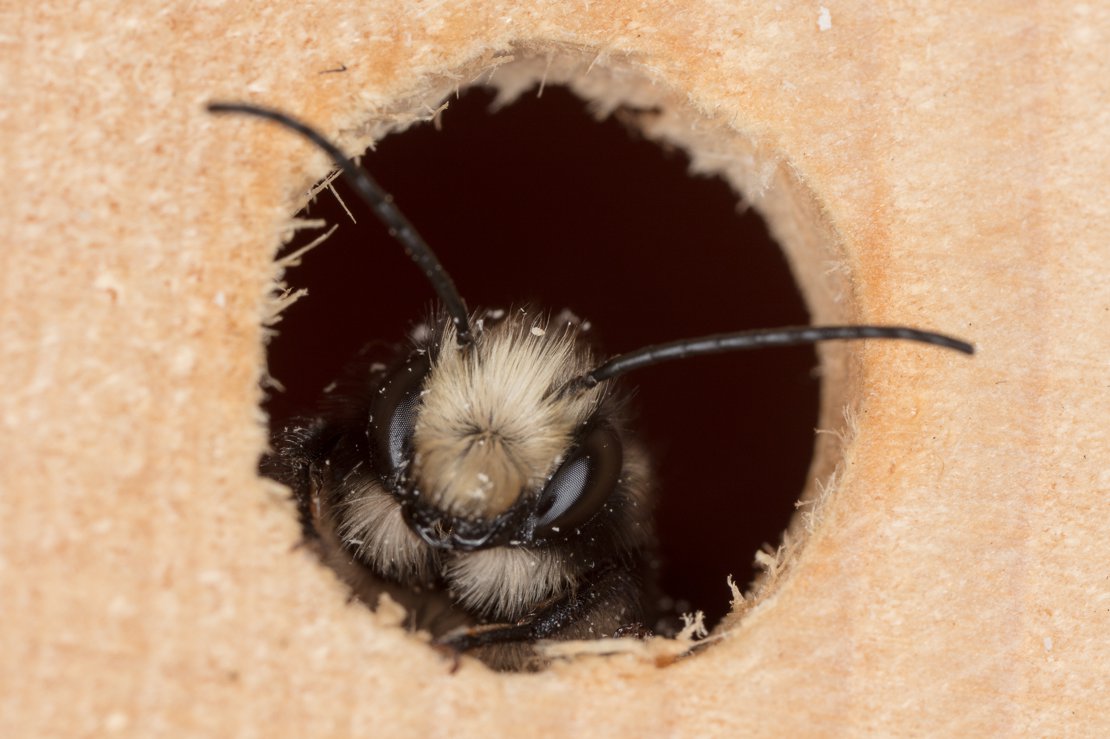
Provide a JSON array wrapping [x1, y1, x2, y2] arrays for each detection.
[[208, 101, 973, 671]]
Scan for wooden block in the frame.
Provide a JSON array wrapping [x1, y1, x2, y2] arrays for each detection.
[[2, 1, 1105, 734]]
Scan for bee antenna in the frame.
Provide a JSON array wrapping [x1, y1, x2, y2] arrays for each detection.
[[207, 102, 473, 345], [572, 325, 974, 390]]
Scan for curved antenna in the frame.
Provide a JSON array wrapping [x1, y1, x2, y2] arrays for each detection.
[[207, 102, 473, 344], [577, 325, 974, 389]]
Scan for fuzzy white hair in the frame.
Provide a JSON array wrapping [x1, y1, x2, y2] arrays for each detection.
[[334, 479, 437, 585], [443, 546, 578, 620], [413, 313, 604, 518]]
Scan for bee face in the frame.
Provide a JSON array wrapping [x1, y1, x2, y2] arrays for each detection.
[[362, 307, 651, 551], [393, 311, 603, 515], [271, 306, 657, 660]]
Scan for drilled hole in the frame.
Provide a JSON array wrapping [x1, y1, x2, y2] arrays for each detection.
[[265, 86, 817, 632]]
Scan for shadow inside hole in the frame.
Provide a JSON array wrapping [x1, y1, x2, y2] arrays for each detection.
[[265, 86, 818, 628]]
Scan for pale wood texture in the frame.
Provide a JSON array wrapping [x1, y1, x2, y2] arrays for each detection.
[[2, 2, 1106, 736]]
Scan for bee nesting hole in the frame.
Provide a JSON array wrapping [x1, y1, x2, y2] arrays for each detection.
[[265, 85, 818, 638]]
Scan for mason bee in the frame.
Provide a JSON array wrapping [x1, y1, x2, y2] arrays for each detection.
[[208, 101, 974, 671]]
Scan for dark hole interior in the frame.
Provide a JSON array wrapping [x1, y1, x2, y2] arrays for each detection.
[[264, 86, 818, 628]]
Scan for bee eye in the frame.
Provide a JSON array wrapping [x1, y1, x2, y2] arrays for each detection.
[[534, 425, 623, 537], [369, 354, 431, 476]]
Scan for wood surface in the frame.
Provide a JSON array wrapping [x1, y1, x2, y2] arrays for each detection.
[[2, 1, 1106, 735]]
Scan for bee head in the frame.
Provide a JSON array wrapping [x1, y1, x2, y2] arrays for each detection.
[[369, 308, 626, 551]]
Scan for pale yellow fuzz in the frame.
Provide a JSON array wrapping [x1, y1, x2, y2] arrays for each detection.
[[334, 478, 437, 584], [444, 547, 577, 620], [412, 313, 603, 518]]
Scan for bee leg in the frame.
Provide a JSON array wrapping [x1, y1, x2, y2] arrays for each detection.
[[261, 418, 337, 540], [435, 564, 645, 669]]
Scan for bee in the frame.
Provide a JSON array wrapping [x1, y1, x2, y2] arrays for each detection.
[[208, 102, 974, 671]]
